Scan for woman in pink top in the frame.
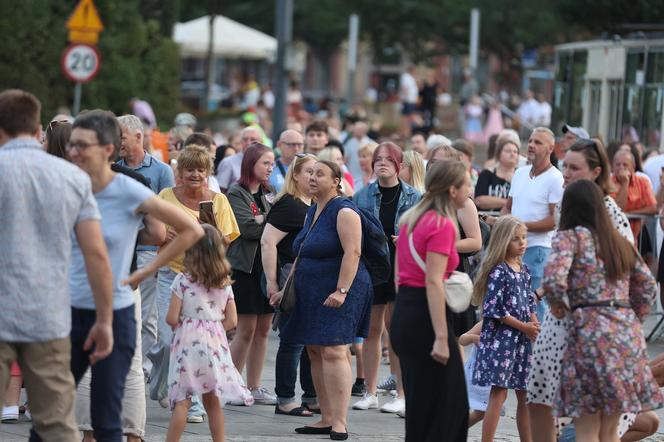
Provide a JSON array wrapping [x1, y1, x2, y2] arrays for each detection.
[[390, 161, 473, 442]]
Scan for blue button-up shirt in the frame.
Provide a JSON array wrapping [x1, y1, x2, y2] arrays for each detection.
[[0, 137, 101, 342]]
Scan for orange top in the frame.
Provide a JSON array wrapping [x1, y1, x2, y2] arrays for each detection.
[[610, 174, 656, 239]]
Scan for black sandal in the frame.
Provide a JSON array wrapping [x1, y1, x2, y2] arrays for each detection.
[[275, 405, 313, 417], [295, 425, 332, 435], [302, 402, 322, 414]]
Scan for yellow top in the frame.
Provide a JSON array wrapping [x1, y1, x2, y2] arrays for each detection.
[[158, 188, 240, 273]]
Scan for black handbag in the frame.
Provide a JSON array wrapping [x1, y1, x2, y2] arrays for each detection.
[[279, 262, 297, 313]]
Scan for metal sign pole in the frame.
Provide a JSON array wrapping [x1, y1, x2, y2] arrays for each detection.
[[73, 82, 82, 116]]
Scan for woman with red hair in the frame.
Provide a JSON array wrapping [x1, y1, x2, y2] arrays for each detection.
[[227, 143, 278, 406]]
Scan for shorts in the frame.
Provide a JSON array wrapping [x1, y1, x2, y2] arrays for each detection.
[[401, 102, 417, 116], [372, 281, 396, 305], [232, 257, 274, 315]]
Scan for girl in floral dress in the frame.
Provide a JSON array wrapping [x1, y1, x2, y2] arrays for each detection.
[[165, 225, 253, 442], [544, 180, 663, 441], [472, 216, 539, 442]]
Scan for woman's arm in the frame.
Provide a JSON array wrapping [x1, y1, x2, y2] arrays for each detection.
[[227, 188, 265, 239], [323, 208, 362, 308], [456, 199, 482, 254], [424, 251, 450, 364], [474, 195, 508, 210], [165, 293, 182, 329], [123, 196, 204, 287], [222, 299, 238, 331], [260, 224, 289, 299], [137, 214, 167, 246], [458, 320, 483, 346]]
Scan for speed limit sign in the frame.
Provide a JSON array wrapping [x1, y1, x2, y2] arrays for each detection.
[[61, 44, 101, 83]]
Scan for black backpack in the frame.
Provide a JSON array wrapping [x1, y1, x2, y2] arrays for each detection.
[[356, 207, 392, 286]]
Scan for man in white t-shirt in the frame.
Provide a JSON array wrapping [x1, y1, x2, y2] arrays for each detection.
[[501, 127, 564, 318]]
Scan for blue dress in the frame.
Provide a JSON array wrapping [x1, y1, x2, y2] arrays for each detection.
[[280, 197, 373, 345], [472, 263, 536, 390]]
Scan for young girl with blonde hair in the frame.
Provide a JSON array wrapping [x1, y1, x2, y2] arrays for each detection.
[[471, 215, 539, 442]]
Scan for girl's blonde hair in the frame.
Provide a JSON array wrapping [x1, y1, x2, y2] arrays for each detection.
[[399, 161, 467, 235], [183, 224, 233, 289], [472, 216, 526, 306], [274, 154, 316, 203], [402, 150, 425, 192]]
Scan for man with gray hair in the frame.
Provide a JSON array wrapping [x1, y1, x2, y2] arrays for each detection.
[[270, 129, 304, 192], [117, 114, 174, 377], [216, 125, 262, 193], [499, 127, 563, 319]]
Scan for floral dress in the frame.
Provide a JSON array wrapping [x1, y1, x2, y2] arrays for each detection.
[[473, 263, 536, 390], [544, 226, 663, 417], [167, 273, 254, 410]]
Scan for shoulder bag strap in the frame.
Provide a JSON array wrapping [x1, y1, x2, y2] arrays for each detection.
[[408, 216, 447, 272]]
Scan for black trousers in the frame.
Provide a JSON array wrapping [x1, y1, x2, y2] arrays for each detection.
[[391, 286, 468, 442]]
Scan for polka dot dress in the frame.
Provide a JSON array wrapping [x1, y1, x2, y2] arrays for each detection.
[[527, 310, 567, 406]]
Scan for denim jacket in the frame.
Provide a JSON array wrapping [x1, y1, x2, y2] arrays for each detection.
[[352, 179, 421, 236]]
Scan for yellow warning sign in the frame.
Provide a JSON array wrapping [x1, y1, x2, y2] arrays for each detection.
[[66, 0, 104, 45]]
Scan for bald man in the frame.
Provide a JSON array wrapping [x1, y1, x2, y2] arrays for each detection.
[[270, 129, 304, 192], [216, 126, 263, 192], [501, 127, 564, 319]]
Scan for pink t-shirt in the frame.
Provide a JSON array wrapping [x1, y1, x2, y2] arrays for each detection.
[[397, 211, 459, 288]]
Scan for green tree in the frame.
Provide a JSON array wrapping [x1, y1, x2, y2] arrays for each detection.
[[0, 0, 180, 126]]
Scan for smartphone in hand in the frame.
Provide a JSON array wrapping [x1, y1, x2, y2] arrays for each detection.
[[199, 200, 217, 228]]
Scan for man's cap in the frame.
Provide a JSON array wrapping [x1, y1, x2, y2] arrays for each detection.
[[562, 124, 589, 139]]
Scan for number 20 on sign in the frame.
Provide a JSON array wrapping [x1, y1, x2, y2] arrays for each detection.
[[61, 44, 101, 83]]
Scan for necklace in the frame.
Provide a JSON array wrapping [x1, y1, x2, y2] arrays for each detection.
[[529, 163, 552, 179], [380, 183, 401, 206]]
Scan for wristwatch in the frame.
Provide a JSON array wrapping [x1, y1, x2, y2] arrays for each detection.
[[338, 287, 348, 295]]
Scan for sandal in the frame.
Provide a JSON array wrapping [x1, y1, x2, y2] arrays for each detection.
[[275, 405, 313, 417], [302, 402, 322, 414]]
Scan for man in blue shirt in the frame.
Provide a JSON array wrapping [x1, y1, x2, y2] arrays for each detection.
[[269, 129, 304, 192], [117, 114, 174, 378]]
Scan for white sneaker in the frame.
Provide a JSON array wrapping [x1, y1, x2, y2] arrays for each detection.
[[186, 414, 205, 423], [380, 397, 405, 414], [158, 397, 169, 409], [396, 408, 406, 418], [2, 406, 19, 423], [251, 387, 277, 405], [352, 393, 379, 410]]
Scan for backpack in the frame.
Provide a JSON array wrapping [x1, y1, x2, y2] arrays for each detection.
[[356, 207, 392, 286]]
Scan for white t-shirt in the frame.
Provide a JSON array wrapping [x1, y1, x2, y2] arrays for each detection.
[[509, 165, 564, 248], [400, 72, 419, 104], [537, 101, 552, 127], [643, 154, 664, 193]]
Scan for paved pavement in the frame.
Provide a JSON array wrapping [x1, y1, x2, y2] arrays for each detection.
[[4, 316, 664, 441]]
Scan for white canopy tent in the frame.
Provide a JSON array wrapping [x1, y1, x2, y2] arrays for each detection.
[[173, 15, 277, 60]]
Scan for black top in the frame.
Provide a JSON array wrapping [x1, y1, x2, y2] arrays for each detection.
[[379, 183, 401, 250], [475, 169, 511, 199], [266, 194, 310, 265]]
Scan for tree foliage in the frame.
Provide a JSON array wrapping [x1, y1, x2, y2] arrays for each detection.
[[0, 0, 180, 126]]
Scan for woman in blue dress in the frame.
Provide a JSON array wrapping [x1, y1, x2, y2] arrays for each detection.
[[273, 159, 372, 440]]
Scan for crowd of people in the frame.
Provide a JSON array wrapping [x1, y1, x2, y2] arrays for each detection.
[[2, 85, 664, 442]]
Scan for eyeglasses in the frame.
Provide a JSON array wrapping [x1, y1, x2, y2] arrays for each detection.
[[66, 141, 99, 152], [296, 153, 317, 159]]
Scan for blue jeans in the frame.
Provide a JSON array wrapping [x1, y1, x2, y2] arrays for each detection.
[[70, 306, 136, 442], [147, 267, 205, 417], [274, 340, 316, 406], [523, 246, 551, 321]]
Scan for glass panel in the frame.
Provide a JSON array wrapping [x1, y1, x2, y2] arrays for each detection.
[[642, 85, 663, 148], [607, 80, 623, 142], [622, 84, 643, 144], [587, 80, 602, 136], [568, 51, 587, 126], [647, 51, 664, 83]]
